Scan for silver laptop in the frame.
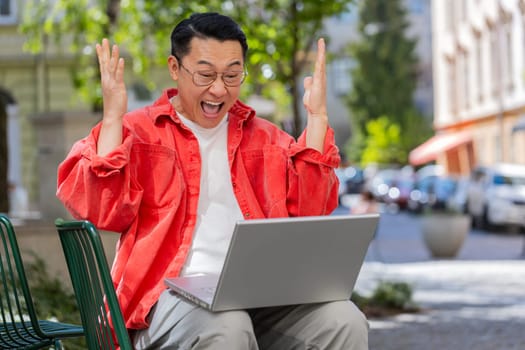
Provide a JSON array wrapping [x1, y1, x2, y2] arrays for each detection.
[[164, 213, 379, 312]]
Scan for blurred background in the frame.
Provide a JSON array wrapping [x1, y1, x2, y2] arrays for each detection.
[[2, 2, 525, 348], [1, 0, 525, 233]]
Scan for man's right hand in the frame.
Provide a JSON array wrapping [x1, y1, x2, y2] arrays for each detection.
[[95, 38, 127, 156]]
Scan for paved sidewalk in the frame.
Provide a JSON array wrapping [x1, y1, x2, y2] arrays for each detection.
[[355, 259, 525, 349], [332, 208, 525, 349]]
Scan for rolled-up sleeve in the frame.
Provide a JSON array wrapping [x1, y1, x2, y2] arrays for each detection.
[[56, 124, 142, 232], [286, 127, 341, 217]]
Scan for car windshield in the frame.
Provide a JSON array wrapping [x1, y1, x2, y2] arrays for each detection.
[[435, 178, 456, 193], [493, 174, 525, 186]]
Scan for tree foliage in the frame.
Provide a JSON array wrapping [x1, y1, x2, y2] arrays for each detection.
[[361, 116, 405, 165], [24, 256, 86, 349], [20, 0, 355, 137], [345, 0, 430, 164]]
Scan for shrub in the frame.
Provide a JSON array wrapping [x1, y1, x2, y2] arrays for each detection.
[[351, 280, 419, 318], [25, 255, 86, 349]]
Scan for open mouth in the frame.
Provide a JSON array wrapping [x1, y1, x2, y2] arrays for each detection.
[[201, 101, 224, 116]]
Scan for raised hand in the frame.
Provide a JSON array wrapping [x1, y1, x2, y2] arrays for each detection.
[[95, 39, 127, 156], [303, 38, 327, 122], [96, 38, 128, 124], [303, 38, 328, 152]]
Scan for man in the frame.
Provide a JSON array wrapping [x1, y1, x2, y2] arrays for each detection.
[[57, 12, 368, 349]]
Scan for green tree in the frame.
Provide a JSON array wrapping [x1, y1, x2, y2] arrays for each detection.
[[20, 0, 221, 110], [235, 0, 355, 136], [361, 116, 405, 165], [345, 0, 430, 163], [20, 0, 355, 137]]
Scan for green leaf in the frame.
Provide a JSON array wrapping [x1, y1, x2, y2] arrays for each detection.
[[19, 0, 357, 137]]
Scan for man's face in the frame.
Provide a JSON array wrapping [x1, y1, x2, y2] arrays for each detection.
[[168, 37, 244, 129]]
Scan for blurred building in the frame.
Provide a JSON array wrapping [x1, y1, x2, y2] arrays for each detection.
[[0, 0, 167, 220], [324, 0, 434, 160], [1, 0, 433, 219], [410, 0, 525, 174]]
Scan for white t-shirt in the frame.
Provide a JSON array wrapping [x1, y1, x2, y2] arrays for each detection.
[[178, 113, 244, 276]]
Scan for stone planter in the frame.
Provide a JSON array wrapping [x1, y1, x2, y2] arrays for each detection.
[[421, 213, 471, 258]]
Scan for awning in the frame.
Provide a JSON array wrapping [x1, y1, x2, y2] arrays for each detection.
[[409, 131, 471, 166], [512, 115, 525, 133]]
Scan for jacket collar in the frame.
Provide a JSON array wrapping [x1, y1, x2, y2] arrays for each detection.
[[147, 88, 256, 125]]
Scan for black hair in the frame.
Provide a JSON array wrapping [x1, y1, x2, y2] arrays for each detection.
[[170, 12, 248, 61]]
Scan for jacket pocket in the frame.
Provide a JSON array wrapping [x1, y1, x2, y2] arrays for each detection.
[[240, 145, 289, 211], [131, 143, 185, 209]]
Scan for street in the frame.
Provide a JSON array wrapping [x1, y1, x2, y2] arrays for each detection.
[[333, 204, 525, 263], [332, 205, 525, 349]]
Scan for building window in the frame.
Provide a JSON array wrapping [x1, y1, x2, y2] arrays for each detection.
[[0, 0, 17, 25], [458, 0, 466, 21], [522, 6, 525, 82], [447, 57, 457, 115], [474, 30, 484, 103], [407, 0, 424, 14], [461, 48, 469, 110], [520, 1, 525, 58], [456, 48, 465, 112], [446, 0, 455, 32], [489, 23, 500, 98], [502, 13, 514, 92], [330, 57, 354, 96]]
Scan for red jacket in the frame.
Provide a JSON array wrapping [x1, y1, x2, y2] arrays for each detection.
[[56, 88, 340, 329]]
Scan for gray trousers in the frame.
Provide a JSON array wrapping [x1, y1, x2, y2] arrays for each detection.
[[133, 289, 369, 350]]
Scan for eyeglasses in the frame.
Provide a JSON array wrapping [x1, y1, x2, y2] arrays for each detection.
[[178, 61, 247, 87]]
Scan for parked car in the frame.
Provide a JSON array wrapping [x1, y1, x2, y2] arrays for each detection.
[[383, 177, 415, 210], [446, 176, 470, 214], [466, 163, 525, 230], [366, 168, 414, 211], [342, 166, 365, 194], [367, 168, 399, 202], [335, 166, 365, 205], [408, 175, 457, 213], [335, 167, 349, 201]]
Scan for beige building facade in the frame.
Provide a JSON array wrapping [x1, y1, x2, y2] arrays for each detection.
[[0, 0, 171, 220], [411, 0, 525, 175], [1, 1, 86, 219]]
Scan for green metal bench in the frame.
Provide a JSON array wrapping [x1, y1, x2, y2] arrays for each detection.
[[55, 218, 132, 350], [0, 214, 84, 349]]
